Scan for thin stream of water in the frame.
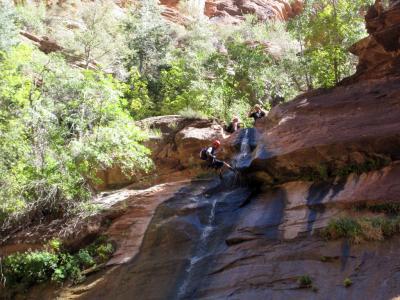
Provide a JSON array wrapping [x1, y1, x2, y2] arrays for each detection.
[[234, 129, 252, 170], [177, 131, 250, 299], [177, 197, 218, 299]]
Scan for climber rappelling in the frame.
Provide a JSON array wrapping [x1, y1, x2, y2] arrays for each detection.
[[199, 140, 235, 179]]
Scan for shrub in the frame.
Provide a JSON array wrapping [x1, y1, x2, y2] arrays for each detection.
[[0, 2, 19, 52], [366, 203, 400, 215], [321, 217, 362, 240], [298, 275, 312, 288], [321, 216, 400, 243], [15, 2, 47, 35], [1, 239, 114, 289], [0, 46, 153, 228], [344, 277, 352, 287], [2, 250, 60, 287], [179, 108, 208, 120], [76, 249, 96, 269]]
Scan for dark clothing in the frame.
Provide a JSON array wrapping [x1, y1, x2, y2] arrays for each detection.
[[250, 110, 266, 122], [225, 122, 241, 133], [205, 146, 224, 169], [209, 158, 224, 169]]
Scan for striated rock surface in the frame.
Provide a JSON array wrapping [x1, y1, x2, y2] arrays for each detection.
[[205, 0, 303, 24], [159, 0, 303, 24], [348, 0, 400, 82], [238, 77, 400, 184], [55, 163, 400, 300]]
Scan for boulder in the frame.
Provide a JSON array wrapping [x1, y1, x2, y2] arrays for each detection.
[[96, 116, 228, 190], [240, 78, 400, 183]]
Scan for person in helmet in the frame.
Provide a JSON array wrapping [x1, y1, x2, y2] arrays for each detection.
[[200, 140, 234, 179]]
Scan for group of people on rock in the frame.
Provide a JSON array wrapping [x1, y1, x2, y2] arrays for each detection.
[[224, 104, 266, 134], [199, 104, 267, 179]]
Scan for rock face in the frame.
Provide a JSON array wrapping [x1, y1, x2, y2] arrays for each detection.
[[159, 0, 303, 24], [239, 77, 400, 184], [205, 0, 303, 24], [348, 0, 400, 82], [58, 163, 400, 300]]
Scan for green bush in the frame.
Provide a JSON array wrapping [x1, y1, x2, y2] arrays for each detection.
[[321, 216, 400, 243], [178, 107, 207, 120], [322, 217, 362, 240], [298, 275, 313, 288], [15, 2, 47, 35], [0, 2, 19, 52], [1, 239, 114, 289], [0, 46, 153, 227], [3, 250, 60, 287], [344, 277, 352, 287], [76, 249, 96, 269]]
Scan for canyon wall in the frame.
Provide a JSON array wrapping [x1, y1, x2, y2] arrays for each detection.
[[2, 1, 400, 300], [159, 0, 303, 24]]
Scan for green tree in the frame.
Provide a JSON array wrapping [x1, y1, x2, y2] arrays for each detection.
[[206, 39, 272, 118], [160, 60, 206, 115], [0, 45, 152, 226], [0, 2, 19, 52], [123, 69, 154, 119], [288, 0, 374, 88], [69, 2, 125, 71], [123, 0, 172, 76]]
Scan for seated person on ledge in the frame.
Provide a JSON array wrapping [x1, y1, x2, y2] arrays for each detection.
[[225, 116, 241, 134], [248, 104, 266, 124], [199, 140, 234, 179]]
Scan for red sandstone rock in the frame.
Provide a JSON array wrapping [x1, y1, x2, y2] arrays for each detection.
[[159, 0, 303, 24], [204, 0, 303, 23], [50, 163, 400, 300], [347, 1, 400, 82], [96, 116, 228, 190], [242, 77, 400, 183]]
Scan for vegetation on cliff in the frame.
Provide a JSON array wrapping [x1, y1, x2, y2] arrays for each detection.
[[2, 237, 114, 292], [0, 4, 153, 228]]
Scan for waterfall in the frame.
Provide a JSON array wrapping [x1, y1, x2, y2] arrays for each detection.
[[239, 129, 251, 158], [234, 128, 253, 170], [177, 197, 218, 299]]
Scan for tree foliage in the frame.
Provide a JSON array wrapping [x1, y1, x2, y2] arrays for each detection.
[[123, 0, 172, 76], [0, 45, 152, 226], [0, 2, 19, 52], [287, 0, 373, 88]]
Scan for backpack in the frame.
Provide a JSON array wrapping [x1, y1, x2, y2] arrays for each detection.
[[199, 147, 208, 160]]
